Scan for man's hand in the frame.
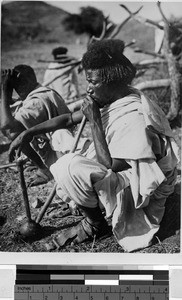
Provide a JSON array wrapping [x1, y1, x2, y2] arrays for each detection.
[[8, 130, 33, 162], [81, 95, 101, 123], [1, 69, 18, 100]]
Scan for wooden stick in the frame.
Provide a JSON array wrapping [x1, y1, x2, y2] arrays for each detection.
[[158, 1, 181, 120], [36, 116, 87, 224], [134, 79, 170, 90], [135, 58, 166, 66], [37, 56, 76, 63], [120, 4, 164, 29], [110, 5, 144, 39], [134, 48, 165, 58], [0, 158, 27, 169], [125, 40, 136, 48], [0, 162, 17, 170], [42, 60, 81, 87], [17, 160, 32, 221]]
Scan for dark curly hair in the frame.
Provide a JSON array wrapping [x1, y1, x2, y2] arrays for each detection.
[[14, 64, 37, 83], [82, 39, 136, 84]]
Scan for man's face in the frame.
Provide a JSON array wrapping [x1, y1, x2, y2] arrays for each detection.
[[14, 78, 33, 100], [85, 69, 114, 108]]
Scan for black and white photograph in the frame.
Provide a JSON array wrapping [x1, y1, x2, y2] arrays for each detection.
[[0, 0, 181, 254]]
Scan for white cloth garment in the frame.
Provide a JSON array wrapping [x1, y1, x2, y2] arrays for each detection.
[[50, 90, 179, 252], [43, 62, 80, 102], [15, 84, 75, 168]]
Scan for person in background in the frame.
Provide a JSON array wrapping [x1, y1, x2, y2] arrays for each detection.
[[1, 64, 77, 186], [9, 40, 178, 252], [43, 46, 80, 103]]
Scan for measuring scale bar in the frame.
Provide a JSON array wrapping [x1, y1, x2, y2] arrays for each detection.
[[15, 267, 169, 300], [14, 283, 169, 300]]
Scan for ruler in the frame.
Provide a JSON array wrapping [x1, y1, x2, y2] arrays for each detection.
[[14, 266, 169, 300], [15, 284, 169, 300]]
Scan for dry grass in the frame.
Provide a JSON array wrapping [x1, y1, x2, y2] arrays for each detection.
[[0, 160, 180, 253]]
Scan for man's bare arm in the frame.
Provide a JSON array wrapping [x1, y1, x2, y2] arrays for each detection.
[[1, 69, 21, 133], [9, 110, 83, 161], [82, 96, 130, 172], [90, 111, 129, 172], [23, 110, 83, 137], [90, 110, 112, 169], [7, 123, 49, 168]]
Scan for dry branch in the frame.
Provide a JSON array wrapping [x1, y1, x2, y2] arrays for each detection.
[[37, 57, 76, 63], [135, 70, 148, 78], [125, 39, 136, 48], [134, 48, 165, 58], [158, 1, 181, 120], [99, 19, 107, 40], [120, 4, 164, 29], [42, 60, 81, 86], [90, 5, 143, 42], [88, 19, 107, 44], [135, 58, 166, 67], [157, 2, 170, 26], [109, 5, 143, 39], [109, 16, 131, 39], [134, 79, 170, 90]]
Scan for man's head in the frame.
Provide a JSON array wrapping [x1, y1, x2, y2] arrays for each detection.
[[82, 39, 136, 107], [52, 47, 68, 60], [13, 65, 37, 100]]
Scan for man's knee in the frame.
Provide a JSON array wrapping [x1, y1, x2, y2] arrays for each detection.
[[69, 154, 107, 185], [68, 154, 85, 177], [50, 153, 81, 183]]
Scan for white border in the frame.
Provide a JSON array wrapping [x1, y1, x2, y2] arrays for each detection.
[[0, 252, 182, 265], [0, 0, 181, 266]]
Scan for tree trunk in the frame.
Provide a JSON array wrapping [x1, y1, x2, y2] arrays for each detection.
[[162, 22, 181, 120]]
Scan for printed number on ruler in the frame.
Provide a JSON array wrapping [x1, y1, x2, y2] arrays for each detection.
[[14, 284, 169, 300]]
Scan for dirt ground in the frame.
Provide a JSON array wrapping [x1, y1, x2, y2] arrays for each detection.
[[0, 42, 181, 253]]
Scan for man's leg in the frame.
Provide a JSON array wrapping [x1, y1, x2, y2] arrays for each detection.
[[50, 153, 109, 208], [50, 153, 114, 245]]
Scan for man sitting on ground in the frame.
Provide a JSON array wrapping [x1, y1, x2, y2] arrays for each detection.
[[1, 65, 78, 186]]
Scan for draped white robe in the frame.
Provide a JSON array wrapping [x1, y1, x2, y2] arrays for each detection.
[[50, 91, 179, 251]]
